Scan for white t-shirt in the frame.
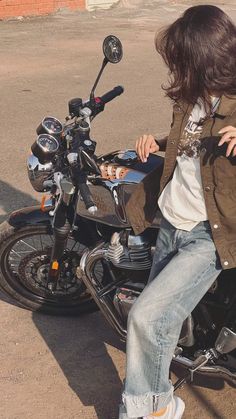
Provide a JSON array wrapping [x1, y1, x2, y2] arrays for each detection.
[[158, 97, 220, 231]]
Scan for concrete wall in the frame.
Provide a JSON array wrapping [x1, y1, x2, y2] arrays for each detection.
[[0, 0, 86, 20]]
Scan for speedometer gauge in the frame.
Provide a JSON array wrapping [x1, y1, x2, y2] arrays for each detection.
[[31, 134, 59, 164], [37, 116, 63, 137]]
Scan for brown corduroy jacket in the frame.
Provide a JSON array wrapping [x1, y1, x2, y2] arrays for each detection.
[[126, 95, 236, 270]]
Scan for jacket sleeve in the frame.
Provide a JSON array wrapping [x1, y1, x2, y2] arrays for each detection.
[[155, 135, 168, 152]]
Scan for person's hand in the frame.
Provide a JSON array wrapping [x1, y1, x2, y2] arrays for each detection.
[[218, 126, 236, 157], [135, 134, 159, 163]]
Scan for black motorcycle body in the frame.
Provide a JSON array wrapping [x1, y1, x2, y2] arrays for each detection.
[[1, 35, 236, 390], [77, 151, 163, 228]]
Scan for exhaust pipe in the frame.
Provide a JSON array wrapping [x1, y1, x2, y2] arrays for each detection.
[[78, 243, 127, 339]]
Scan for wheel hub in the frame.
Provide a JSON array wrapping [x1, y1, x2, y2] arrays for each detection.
[[18, 249, 85, 297]]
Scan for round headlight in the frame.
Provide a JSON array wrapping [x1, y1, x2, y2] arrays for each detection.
[[27, 154, 54, 192]]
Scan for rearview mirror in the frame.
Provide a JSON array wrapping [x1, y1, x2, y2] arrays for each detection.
[[103, 35, 123, 64]]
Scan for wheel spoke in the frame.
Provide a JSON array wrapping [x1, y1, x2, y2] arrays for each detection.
[[39, 235, 44, 251], [10, 249, 22, 258], [19, 240, 37, 251]]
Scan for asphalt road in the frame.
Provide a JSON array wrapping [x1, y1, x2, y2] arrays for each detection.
[[0, 3, 236, 419]]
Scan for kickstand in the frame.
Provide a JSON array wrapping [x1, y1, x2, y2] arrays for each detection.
[[173, 371, 192, 391]]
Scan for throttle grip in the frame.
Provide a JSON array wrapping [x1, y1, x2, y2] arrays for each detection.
[[100, 85, 124, 104]]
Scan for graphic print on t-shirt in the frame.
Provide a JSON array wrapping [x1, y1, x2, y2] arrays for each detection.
[[178, 97, 220, 159], [178, 119, 203, 158]]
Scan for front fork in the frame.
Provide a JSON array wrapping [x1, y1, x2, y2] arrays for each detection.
[[47, 203, 71, 291], [47, 178, 76, 291]]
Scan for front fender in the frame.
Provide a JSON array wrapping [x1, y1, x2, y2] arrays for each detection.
[[8, 206, 53, 229], [7, 206, 100, 248]]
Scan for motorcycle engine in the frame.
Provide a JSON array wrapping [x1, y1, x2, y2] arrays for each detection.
[[106, 231, 151, 324], [106, 231, 152, 270]]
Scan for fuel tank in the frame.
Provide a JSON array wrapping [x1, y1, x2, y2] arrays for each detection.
[[77, 150, 164, 228]]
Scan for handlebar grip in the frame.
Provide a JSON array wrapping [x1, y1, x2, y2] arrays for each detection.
[[100, 85, 124, 104], [69, 164, 96, 210]]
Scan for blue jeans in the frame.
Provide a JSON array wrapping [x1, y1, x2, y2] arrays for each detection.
[[119, 218, 222, 419]]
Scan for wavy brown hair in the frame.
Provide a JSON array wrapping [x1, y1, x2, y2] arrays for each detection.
[[155, 5, 236, 106]]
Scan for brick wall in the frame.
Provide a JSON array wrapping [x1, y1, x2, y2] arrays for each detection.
[[0, 0, 86, 20]]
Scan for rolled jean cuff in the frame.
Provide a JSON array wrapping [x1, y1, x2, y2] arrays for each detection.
[[121, 384, 174, 418]]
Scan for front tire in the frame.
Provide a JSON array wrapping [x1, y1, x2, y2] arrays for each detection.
[[0, 221, 97, 315]]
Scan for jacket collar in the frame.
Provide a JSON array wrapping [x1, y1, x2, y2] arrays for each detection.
[[177, 94, 236, 118], [217, 94, 236, 117]]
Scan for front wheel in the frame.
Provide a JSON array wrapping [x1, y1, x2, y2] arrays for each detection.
[[0, 221, 97, 315]]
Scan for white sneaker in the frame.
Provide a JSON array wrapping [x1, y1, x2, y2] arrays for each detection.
[[143, 396, 185, 419]]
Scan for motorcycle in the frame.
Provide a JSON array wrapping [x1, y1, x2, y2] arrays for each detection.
[[1, 35, 236, 390]]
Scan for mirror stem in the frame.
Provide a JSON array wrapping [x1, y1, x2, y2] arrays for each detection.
[[90, 58, 108, 103]]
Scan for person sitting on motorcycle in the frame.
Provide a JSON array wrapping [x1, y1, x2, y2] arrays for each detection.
[[120, 5, 236, 419]]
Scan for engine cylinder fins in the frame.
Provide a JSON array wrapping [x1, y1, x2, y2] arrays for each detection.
[[106, 231, 152, 270]]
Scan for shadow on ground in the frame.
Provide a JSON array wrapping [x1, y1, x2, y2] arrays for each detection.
[[0, 179, 39, 224], [32, 310, 229, 419], [0, 179, 39, 307], [33, 310, 125, 419], [171, 364, 229, 418]]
